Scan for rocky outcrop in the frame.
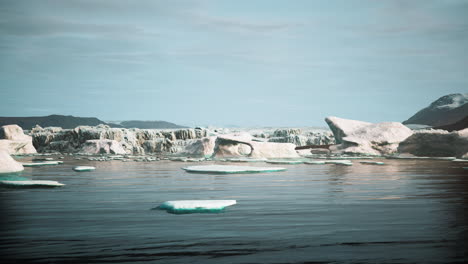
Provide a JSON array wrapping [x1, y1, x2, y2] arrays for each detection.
[[0, 124, 37, 154], [433, 116, 468, 132], [0, 150, 24, 174], [213, 133, 299, 159], [325, 117, 371, 144], [403, 93, 468, 126], [325, 117, 413, 156], [398, 128, 468, 157], [80, 139, 127, 155]]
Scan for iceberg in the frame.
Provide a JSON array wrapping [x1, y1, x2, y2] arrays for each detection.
[[73, 166, 96, 172], [22, 161, 60, 167], [360, 161, 385, 165], [183, 165, 286, 174], [158, 200, 236, 214], [0, 180, 65, 187], [0, 150, 24, 174]]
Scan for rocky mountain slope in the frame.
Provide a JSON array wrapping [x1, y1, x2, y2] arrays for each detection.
[[403, 93, 468, 126]]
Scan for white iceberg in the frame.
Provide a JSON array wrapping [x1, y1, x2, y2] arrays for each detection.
[[158, 200, 236, 214], [73, 166, 96, 172], [0, 150, 24, 174], [182, 165, 286, 174], [0, 180, 65, 187]]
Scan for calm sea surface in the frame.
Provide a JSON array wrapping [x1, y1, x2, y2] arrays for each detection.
[[1, 157, 468, 263]]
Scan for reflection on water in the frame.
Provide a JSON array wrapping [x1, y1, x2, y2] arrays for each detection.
[[1, 157, 468, 263]]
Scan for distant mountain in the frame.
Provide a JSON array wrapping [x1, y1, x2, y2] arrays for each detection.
[[0, 115, 187, 130], [0, 115, 111, 129], [433, 115, 468, 131], [403, 93, 468, 126], [117, 120, 187, 129]]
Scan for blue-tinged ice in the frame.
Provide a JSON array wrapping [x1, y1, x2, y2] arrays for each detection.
[[266, 160, 303, 164], [182, 165, 286, 174], [158, 200, 237, 214], [22, 161, 60, 167], [305, 160, 326, 165], [0, 180, 65, 187], [73, 166, 96, 172]]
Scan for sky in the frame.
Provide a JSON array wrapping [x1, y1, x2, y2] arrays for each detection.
[[1, 0, 467, 127]]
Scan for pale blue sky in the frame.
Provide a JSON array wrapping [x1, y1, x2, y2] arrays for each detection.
[[1, 0, 467, 127]]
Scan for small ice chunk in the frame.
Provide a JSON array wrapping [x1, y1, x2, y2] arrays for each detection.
[[22, 161, 60, 167], [73, 166, 96, 172], [266, 160, 303, 164], [360, 161, 385, 165], [183, 165, 286, 174], [324, 160, 353, 166], [305, 160, 326, 165], [158, 200, 236, 214], [0, 180, 65, 187]]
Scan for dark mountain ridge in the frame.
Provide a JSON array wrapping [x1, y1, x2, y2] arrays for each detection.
[[0, 115, 186, 130]]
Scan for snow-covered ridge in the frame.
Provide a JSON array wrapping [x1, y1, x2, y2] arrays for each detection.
[[432, 93, 468, 109]]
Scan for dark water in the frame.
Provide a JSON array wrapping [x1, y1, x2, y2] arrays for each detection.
[[1, 157, 468, 264]]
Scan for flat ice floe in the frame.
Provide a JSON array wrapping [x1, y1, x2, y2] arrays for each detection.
[[304, 160, 326, 165], [266, 160, 303, 164], [182, 165, 286, 174], [22, 161, 61, 167], [73, 166, 96, 172], [0, 180, 65, 187], [324, 160, 353, 166], [225, 158, 267, 162], [360, 161, 385, 165], [158, 200, 236, 214]]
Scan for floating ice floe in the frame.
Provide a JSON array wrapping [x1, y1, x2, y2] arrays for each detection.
[[0, 180, 65, 187], [73, 166, 96, 172], [324, 160, 353, 166], [266, 160, 303, 165], [225, 158, 267, 162], [360, 161, 385, 165], [329, 156, 374, 160], [22, 161, 61, 167], [386, 155, 456, 160], [304, 160, 326, 165], [158, 200, 236, 214], [183, 165, 286, 174], [453, 159, 468, 162]]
